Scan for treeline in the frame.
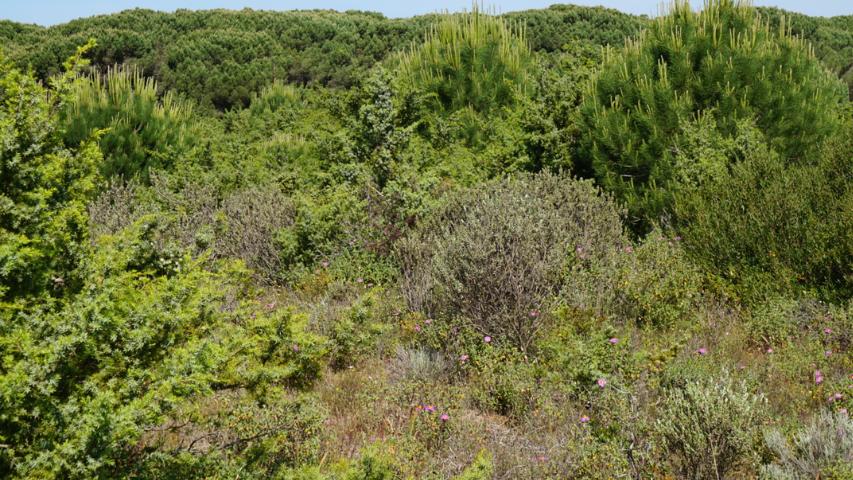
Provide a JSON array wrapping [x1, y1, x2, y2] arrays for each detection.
[[2, 5, 642, 109]]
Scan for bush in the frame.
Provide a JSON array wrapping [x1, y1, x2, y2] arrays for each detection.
[[396, 5, 534, 117], [656, 371, 766, 479], [579, 0, 847, 228], [762, 412, 853, 479], [398, 171, 626, 351], [0, 218, 326, 478], [0, 46, 99, 304], [62, 67, 195, 181], [675, 118, 853, 303]]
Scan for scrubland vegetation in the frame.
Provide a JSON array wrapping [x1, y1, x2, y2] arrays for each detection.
[[0, 1, 851, 478]]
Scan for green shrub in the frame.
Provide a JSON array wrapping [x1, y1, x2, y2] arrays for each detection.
[[62, 67, 195, 180], [0, 218, 326, 478], [674, 118, 852, 303], [398, 171, 626, 351], [579, 0, 847, 228], [617, 229, 703, 327], [0, 45, 99, 304], [656, 371, 766, 479], [762, 412, 853, 480], [396, 6, 534, 117], [453, 450, 494, 480]]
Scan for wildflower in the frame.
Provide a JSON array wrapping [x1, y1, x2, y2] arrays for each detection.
[[440, 413, 449, 422], [697, 347, 708, 356], [459, 354, 469, 363], [425, 318, 432, 325], [425, 405, 436, 413], [766, 347, 773, 354], [608, 337, 619, 345], [414, 324, 421, 333], [535, 455, 548, 462], [356, 277, 364, 283], [624, 245, 634, 253], [815, 370, 824, 385], [265, 301, 276, 310], [596, 378, 607, 388], [828, 393, 843, 403], [825, 350, 832, 357], [840, 408, 848, 416], [824, 327, 833, 334], [292, 344, 300, 352], [484, 336, 492, 343], [529, 309, 540, 318], [321, 260, 329, 268], [580, 416, 590, 424]]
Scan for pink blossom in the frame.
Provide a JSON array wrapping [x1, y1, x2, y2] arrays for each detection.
[[484, 336, 492, 343], [828, 393, 843, 403], [825, 350, 832, 357], [425, 318, 432, 325], [815, 370, 824, 385], [424, 405, 436, 413], [624, 245, 634, 254], [596, 378, 607, 388], [529, 309, 541, 318], [459, 354, 469, 363], [697, 347, 708, 356], [440, 413, 449, 422], [840, 408, 848, 416], [824, 327, 833, 334], [414, 324, 421, 333], [766, 348, 774, 354], [579, 416, 590, 424], [265, 301, 276, 310], [608, 337, 619, 345]]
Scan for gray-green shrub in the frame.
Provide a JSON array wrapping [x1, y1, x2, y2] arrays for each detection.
[[398, 171, 626, 351], [656, 371, 766, 479], [762, 412, 853, 480]]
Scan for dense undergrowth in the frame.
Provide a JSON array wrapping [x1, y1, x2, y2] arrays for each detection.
[[1, 1, 851, 478]]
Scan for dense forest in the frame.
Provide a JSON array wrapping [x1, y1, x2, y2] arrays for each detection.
[[0, 0, 851, 478]]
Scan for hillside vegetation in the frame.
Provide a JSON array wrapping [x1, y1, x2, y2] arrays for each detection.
[[0, 1, 851, 479]]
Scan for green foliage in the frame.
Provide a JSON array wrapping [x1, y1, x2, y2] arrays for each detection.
[[0, 47, 99, 305], [0, 218, 326, 478], [62, 67, 195, 180], [399, 171, 626, 351], [674, 118, 852, 302], [453, 450, 494, 480], [396, 6, 534, 117], [579, 0, 848, 228], [656, 371, 766, 479]]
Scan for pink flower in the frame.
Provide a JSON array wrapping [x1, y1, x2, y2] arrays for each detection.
[[414, 324, 421, 333], [697, 347, 708, 356], [596, 378, 607, 388], [265, 301, 276, 310], [459, 354, 469, 363], [424, 318, 432, 325], [484, 336, 492, 343], [624, 245, 634, 254], [840, 408, 848, 416], [356, 277, 364, 283], [580, 416, 590, 424], [608, 337, 619, 345], [766, 347, 774, 354], [424, 405, 436, 413], [536, 455, 547, 463], [828, 393, 843, 403], [529, 309, 540, 318], [815, 370, 824, 385], [824, 327, 833, 334], [825, 350, 832, 357], [440, 413, 449, 422]]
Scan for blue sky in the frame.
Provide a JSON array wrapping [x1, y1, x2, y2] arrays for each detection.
[[3, 1, 851, 26]]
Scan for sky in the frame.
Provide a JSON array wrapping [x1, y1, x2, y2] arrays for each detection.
[[2, 0, 851, 26]]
